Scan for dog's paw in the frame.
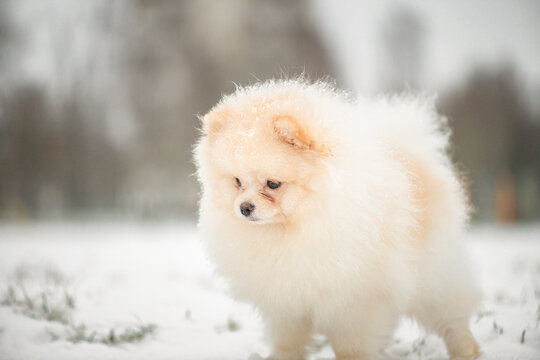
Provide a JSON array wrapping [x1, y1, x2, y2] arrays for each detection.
[[265, 352, 306, 360]]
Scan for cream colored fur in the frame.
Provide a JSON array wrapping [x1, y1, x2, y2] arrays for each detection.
[[194, 79, 480, 360]]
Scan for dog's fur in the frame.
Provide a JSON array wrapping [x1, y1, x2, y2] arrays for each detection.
[[194, 79, 480, 360]]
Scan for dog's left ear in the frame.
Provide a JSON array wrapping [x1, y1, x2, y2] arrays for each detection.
[[273, 115, 332, 156], [273, 115, 312, 150], [200, 107, 229, 135]]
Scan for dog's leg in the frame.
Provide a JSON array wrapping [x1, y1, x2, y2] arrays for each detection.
[[410, 246, 481, 359], [264, 313, 312, 360], [325, 300, 398, 360], [442, 323, 480, 360], [414, 310, 479, 359]]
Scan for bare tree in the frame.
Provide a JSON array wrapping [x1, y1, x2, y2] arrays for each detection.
[[441, 63, 540, 221]]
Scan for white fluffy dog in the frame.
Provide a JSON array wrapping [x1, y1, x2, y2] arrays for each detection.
[[194, 79, 480, 360]]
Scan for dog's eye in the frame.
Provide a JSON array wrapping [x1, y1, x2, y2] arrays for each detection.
[[267, 180, 281, 190], [235, 177, 242, 187]]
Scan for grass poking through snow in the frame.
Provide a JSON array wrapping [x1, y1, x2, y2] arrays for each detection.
[[1, 264, 156, 346], [47, 322, 157, 345], [1, 265, 74, 325]]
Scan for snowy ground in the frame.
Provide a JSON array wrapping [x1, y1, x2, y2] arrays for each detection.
[[0, 222, 538, 360]]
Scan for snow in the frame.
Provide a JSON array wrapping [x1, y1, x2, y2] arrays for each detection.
[[0, 222, 539, 359]]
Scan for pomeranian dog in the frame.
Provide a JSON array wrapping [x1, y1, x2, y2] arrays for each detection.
[[194, 79, 480, 360]]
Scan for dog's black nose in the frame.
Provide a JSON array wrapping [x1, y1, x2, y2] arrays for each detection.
[[240, 202, 255, 217]]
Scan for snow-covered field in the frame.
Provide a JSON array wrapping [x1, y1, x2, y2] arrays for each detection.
[[0, 222, 538, 360]]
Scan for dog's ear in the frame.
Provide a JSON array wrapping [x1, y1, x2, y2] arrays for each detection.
[[273, 115, 332, 155], [201, 107, 229, 135], [273, 115, 312, 150]]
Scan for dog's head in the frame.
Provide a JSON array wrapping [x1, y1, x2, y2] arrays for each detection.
[[195, 83, 336, 226]]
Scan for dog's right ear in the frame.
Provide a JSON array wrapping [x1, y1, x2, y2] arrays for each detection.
[[200, 107, 229, 135]]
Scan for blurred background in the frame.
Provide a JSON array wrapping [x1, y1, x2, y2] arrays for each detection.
[[0, 0, 539, 223]]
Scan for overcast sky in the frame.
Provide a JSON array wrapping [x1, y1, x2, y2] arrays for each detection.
[[313, 0, 540, 99]]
